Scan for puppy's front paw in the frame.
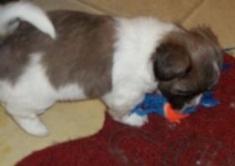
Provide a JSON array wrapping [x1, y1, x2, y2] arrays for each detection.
[[121, 113, 148, 127]]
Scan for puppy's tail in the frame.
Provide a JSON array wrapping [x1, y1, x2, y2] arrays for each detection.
[[0, 2, 56, 39]]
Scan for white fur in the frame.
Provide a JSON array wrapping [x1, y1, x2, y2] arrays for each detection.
[[0, 2, 56, 39], [58, 84, 86, 101], [0, 53, 86, 136], [103, 17, 177, 126]]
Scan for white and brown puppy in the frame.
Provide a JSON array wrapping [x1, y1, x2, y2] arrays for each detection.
[[0, 2, 223, 136]]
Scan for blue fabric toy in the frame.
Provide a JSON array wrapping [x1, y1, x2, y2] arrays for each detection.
[[131, 91, 220, 123], [131, 61, 233, 123]]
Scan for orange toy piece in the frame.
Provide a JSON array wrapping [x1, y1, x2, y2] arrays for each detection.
[[164, 103, 189, 123]]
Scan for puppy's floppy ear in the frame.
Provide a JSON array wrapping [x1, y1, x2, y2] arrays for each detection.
[[152, 42, 191, 81]]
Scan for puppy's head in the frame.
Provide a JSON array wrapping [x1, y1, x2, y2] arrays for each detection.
[[152, 26, 223, 111]]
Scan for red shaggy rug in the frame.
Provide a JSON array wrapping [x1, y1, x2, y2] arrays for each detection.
[[18, 55, 235, 166]]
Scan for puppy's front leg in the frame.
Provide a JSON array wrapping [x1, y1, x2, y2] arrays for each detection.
[[6, 103, 49, 136], [103, 92, 148, 127]]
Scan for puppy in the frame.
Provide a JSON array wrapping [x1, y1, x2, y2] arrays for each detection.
[[0, 2, 223, 136]]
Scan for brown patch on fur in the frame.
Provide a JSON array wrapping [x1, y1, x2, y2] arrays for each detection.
[[0, 3, 64, 84], [0, 20, 52, 83], [0, 11, 115, 98], [0, 36, 29, 82], [44, 11, 115, 98]]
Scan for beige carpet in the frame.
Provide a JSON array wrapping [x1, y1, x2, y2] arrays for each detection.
[[0, 0, 235, 165]]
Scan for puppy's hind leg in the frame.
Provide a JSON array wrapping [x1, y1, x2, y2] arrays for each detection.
[[6, 104, 49, 136], [11, 113, 48, 137]]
